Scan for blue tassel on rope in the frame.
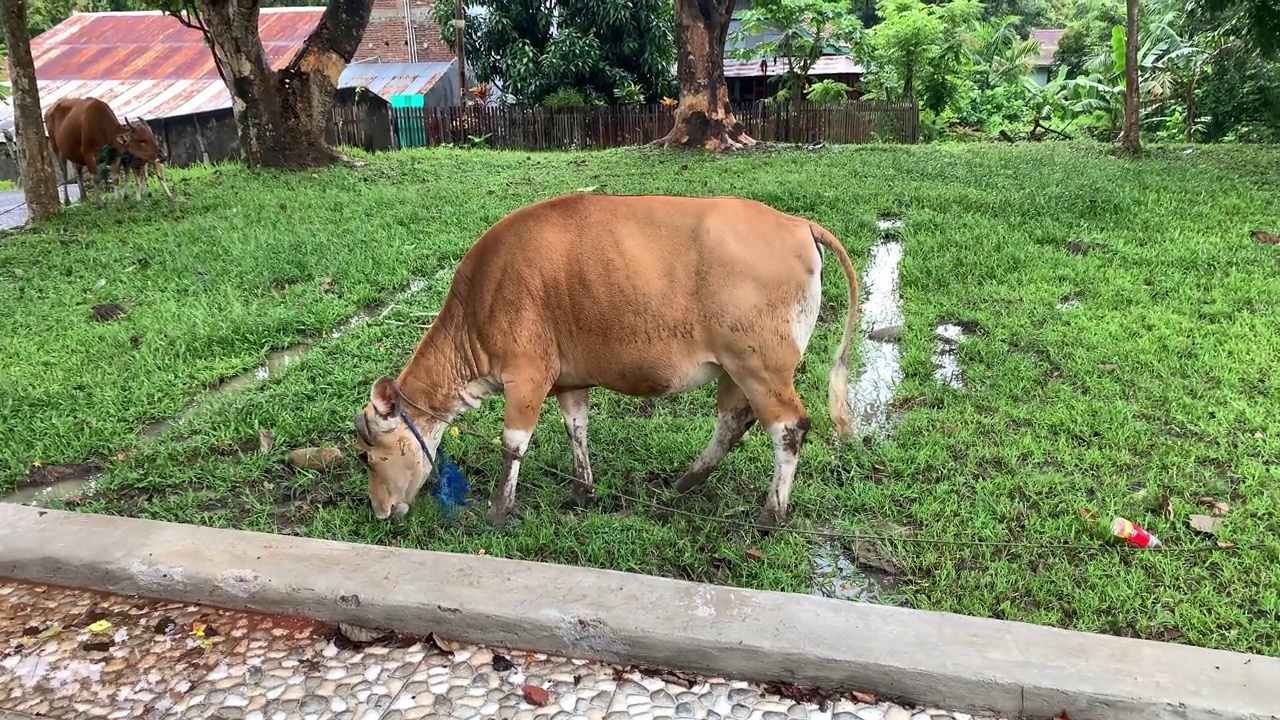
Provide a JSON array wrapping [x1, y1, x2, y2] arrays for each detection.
[[433, 447, 470, 517]]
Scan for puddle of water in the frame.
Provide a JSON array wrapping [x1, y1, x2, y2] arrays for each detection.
[[143, 275, 433, 441], [932, 323, 968, 389], [2, 464, 102, 507], [848, 238, 904, 437], [810, 540, 900, 604], [3, 477, 98, 506]]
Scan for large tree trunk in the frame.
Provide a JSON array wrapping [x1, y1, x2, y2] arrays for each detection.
[[654, 0, 755, 151], [193, 0, 374, 169], [1, 0, 61, 222], [1117, 0, 1141, 154]]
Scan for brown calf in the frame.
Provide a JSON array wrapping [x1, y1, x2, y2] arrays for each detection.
[[354, 193, 859, 530], [110, 119, 174, 202], [44, 97, 162, 207]]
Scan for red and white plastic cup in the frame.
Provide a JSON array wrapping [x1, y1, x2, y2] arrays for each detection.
[[1111, 516, 1161, 549]]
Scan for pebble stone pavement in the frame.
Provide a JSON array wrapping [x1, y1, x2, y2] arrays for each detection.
[[0, 580, 1005, 720]]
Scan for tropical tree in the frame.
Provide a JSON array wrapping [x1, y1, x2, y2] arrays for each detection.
[[1, 0, 60, 221], [431, 0, 675, 107], [729, 0, 864, 102], [1116, 0, 1140, 152], [860, 0, 982, 113], [151, 0, 374, 168], [654, 0, 755, 151]]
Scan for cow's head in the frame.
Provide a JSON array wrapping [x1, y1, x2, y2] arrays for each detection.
[[353, 376, 441, 520], [114, 118, 164, 164]]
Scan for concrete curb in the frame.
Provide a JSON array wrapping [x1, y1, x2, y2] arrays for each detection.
[[0, 505, 1275, 720]]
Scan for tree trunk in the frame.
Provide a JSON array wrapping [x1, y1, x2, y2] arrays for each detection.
[[654, 0, 755, 151], [194, 0, 374, 169], [1117, 0, 1141, 154], [1183, 71, 1197, 143], [1, 0, 61, 222]]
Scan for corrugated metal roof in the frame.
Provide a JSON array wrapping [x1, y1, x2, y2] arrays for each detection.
[[724, 54, 863, 78], [23, 8, 324, 121], [340, 61, 455, 98], [1031, 28, 1065, 67]]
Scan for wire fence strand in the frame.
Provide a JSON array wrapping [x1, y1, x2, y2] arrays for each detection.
[[391, 390, 1271, 556]]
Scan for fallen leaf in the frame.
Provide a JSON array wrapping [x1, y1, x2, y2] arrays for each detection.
[[1160, 493, 1175, 522], [81, 641, 112, 653], [317, 277, 334, 293], [745, 548, 763, 561], [521, 685, 550, 706], [449, 426, 460, 437], [430, 634, 462, 653], [191, 622, 207, 638], [87, 619, 113, 633], [115, 452, 128, 462], [477, 548, 488, 556], [637, 666, 698, 688], [492, 654, 514, 672], [38, 624, 63, 639], [153, 617, 176, 635], [1078, 507, 1097, 522], [849, 690, 878, 704], [338, 622, 390, 645], [1249, 230, 1279, 245], [1189, 514, 1222, 535], [258, 429, 275, 454], [1216, 541, 1237, 550], [1254, 431, 1265, 440], [1097, 363, 1119, 373]]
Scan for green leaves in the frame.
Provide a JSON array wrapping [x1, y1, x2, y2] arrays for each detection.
[[432, 0, 674, 106]]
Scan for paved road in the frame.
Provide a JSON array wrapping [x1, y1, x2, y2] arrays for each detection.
[[0, 184, 82, 231]]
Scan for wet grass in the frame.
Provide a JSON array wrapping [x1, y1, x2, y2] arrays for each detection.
[[2, 143, 1279, 655]]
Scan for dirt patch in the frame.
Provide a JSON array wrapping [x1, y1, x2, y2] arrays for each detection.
[[24, 462, 102, 488], [1066, 239, 1093, 256], [90, 303, 127, 322]]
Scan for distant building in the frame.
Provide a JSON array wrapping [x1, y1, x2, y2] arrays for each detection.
[[1029, 28, 1065, 86], [723, 0, 864, 104], [0, 4, 461, 175]]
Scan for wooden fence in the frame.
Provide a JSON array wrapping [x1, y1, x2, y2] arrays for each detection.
[[329, 101, 919, 152]]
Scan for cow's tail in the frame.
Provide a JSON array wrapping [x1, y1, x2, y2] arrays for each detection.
[[809, 223, 859, 440]]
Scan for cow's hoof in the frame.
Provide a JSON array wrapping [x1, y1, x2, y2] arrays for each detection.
[[755, 507, 783, 535], [560, 493, 592, 512], [672, 469, 711, 494], [485, 506, 513, 528]]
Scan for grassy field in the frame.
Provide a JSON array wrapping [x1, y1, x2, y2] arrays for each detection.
[[2, 143, 1278, 655]]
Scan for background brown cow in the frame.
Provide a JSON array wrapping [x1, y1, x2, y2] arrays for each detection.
[[44, 97, 163, 207]]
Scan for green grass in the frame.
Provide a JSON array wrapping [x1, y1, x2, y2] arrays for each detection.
[[2, 143, 1279, 655]]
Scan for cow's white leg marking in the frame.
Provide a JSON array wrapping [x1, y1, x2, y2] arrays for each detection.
[[674, 375, 754, 493], [557, 389, 594, 509], [488, 428, 531, 526], [759, 417, 809, 530]]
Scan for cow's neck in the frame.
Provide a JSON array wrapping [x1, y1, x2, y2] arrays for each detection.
[[395, 297, 482, 428]]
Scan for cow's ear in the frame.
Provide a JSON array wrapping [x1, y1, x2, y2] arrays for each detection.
[[370, 376, 401, 420]]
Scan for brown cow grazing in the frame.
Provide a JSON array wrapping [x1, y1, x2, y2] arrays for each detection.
[[110, 120, 174, 202], [44, 97, 162, 207], [353, 193, 860, 531]]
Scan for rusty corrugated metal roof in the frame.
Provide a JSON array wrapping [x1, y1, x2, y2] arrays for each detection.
[[26, 8, 324, 120], [340, 61, 454, 98]]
